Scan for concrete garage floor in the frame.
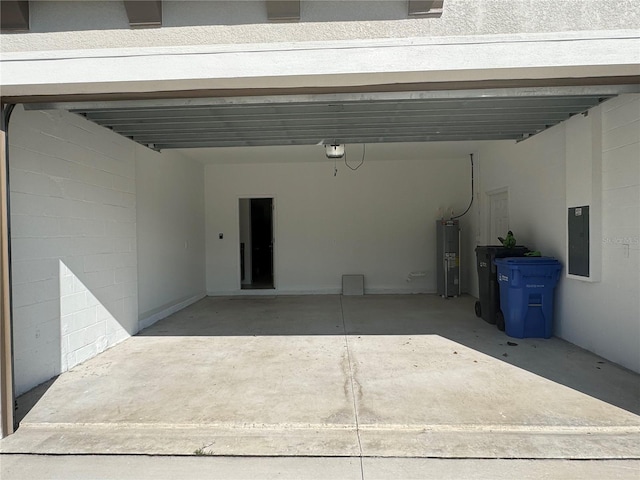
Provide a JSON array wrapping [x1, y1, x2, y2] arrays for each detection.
[[2, 295, 639, 463]]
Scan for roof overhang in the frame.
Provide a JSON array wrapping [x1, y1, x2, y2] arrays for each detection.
[[2, 31, 639, 100], [3, 31, 639, 148]]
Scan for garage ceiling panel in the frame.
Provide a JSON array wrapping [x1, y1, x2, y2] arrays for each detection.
[[28, 86, 637, 150]]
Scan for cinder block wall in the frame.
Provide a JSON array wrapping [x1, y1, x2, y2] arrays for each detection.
[[471, 94, 640, 373], [136, 146, 206, 328], [556, 95, 640, 372], [9, 107, 138, 395]]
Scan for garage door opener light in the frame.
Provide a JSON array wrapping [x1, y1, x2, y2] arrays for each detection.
[[325, 143, 345, 158]]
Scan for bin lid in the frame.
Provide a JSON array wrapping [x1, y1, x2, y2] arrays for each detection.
[[476, 245, 529, 253], [494, 256, 560, 266]]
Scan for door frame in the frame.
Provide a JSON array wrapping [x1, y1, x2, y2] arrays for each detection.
[[237, 195, 277, 292], [0, 130, 14, 437]]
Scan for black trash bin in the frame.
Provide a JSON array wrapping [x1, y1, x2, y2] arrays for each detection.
[[475, 245, 529, 327]]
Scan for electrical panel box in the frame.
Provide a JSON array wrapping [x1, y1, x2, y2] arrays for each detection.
[[436, 220, 460, 297], [568, 205, 589, 277]]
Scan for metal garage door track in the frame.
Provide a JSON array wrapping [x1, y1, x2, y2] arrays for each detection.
[[2, 295, 639, 458]]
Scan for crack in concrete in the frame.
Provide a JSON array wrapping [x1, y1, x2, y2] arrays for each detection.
[[339, 296, 365, 480]]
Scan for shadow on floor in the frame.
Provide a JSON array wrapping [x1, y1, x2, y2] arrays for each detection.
[[15, 376, 58, 427], [137, 294, 640, 417]]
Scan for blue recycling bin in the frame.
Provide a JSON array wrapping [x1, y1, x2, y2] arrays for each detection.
[[494, 257, 562, 339]]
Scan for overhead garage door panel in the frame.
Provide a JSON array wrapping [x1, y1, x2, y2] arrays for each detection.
[[27, 86, 638, 150]]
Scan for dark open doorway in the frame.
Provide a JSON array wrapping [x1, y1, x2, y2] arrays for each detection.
[[239, 198, 274, 290]]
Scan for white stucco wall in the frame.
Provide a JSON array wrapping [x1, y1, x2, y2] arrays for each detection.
[[2, 32, 638, 100], [470, 94, 640, 373], [203, 143, 476, 295], [9, 106, 138, 395], [135, 147, 206, 329], [1, 0, 638, 52]]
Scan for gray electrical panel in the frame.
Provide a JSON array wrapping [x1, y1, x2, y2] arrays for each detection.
[[436, 220, 460, 297], [568, 205, 589, 276]]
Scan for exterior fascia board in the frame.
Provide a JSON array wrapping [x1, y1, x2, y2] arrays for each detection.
[[1, 32, 639, 98]]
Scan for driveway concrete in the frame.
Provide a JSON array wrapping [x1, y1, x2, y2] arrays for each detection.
[[1, 455, 639, 480], [1, 295, 639, 460]]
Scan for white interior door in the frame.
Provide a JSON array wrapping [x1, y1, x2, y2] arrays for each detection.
[[488, 190, 509, 245]]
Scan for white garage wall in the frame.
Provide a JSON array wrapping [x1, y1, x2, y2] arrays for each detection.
[[471, 94, 640, 373], [204, 143, 476, 295], [470, 126, 567, 277], [557, 95, 640, 372], [136, 148, 206, 330], [9, 107, 138, 395]]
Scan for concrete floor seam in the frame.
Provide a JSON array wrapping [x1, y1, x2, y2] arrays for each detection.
[[3, 453, 640, 460], [6, 295, 640, 461], [339, 295, 366, 480]]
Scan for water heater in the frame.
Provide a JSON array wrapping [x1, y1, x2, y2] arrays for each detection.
[[436, 219, 461, 298]]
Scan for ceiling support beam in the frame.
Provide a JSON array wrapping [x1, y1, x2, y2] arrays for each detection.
[[0, 1, 29, 32], [123, 1, 162, 28], [266, 0, 300, 22], [26, 86, 639, 113], [408, 1, 444, 18]]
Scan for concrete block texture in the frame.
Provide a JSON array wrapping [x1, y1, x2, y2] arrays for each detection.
[[472, 94, 640, 374], [135, 145, 206, 326], [9, 106, 138, 396]]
